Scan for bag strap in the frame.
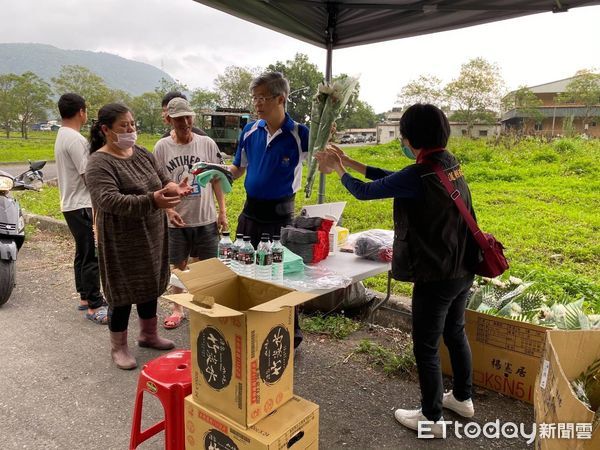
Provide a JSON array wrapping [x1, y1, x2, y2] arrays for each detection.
[[428, 162, 490, 250]]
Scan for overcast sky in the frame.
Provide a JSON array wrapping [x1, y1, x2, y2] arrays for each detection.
[[3, 0, 600, 112]]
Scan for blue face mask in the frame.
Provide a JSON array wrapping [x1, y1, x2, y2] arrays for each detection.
[[402, 145, 416, 160]]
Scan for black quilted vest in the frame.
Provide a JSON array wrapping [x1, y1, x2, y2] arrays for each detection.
[[392, 150, 479, 282]]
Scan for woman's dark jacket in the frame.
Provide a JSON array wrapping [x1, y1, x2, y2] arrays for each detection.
[[341, 150, 479, 282]]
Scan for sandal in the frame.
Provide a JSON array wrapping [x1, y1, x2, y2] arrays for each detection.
[[163, 314, 185, 330], [85, 306, 108, 325], [78, 299, 107, 311]]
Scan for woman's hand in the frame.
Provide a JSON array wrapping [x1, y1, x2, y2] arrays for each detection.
[[164, 178, 193, 198], [217, 210, 228, 232], [315, 149, 343, 174], [326, 143, 351, 165], [153, 187, 182, 209], [166, 208, 186, 227]]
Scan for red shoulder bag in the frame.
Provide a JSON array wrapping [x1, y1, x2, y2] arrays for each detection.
[[429, 163, 509, 278]]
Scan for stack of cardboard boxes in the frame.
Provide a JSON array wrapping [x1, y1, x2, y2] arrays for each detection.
[[165, 259, 320, 450]]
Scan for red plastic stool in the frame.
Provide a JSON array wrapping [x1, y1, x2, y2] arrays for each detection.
[[129, 350, 192, 450]]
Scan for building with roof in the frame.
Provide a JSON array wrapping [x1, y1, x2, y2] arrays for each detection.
[[501, 76, 600, 138], [377, 108, 500, 143]]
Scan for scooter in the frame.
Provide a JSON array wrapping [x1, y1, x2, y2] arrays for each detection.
[[15, 160, 46, 190], [0, 161, 44, 305]]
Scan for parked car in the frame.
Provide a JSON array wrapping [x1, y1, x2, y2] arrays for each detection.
[[340, 134, 354, 144], [354, 134, 366, 143], [366, 135, 376, 142]]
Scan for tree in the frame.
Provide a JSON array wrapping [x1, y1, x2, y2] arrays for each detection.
[[0, 74, 20, 138], [13, 72, 53, 139], [501, 86, 543, 134], [396, 74, 446, 109], [190, 88, 220, 112], [52, 65, 112, 119], [154, 77, 189, 99], [214, 66, 258, 110], [106, 88, 132, 107], [445, 57, 504, 135], [131, 92, 162, 134], [555, 69, 600, 132], [267, 53, 323, 124], [336, 99, 378, 130]]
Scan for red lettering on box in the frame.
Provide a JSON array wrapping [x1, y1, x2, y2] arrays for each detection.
[[250, 360, 258, 404], [198, 410, 228, 434], [235, 335, 242, 379]]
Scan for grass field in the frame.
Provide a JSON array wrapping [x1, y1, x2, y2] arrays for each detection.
[[12, 135, 600, 304], [0, 130, 162, 163]]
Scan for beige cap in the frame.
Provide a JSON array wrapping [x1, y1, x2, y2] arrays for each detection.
[[167, 97, 196, 118]]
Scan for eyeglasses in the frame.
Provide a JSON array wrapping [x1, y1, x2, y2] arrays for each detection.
[[251, 95, 278, 104]]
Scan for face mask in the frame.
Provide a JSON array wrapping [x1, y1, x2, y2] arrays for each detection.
[[111, 130, 137, 150], [402, 145, 416, 160]]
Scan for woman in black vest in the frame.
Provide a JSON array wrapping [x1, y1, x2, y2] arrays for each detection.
[[316, 104, 479, 438]]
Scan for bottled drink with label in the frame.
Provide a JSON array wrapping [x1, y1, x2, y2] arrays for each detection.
[[217, 231, 233, 267], [255, 235, 273, 281], [238, 236, 255, 278], [231, 233, 244, 273], [271, 235, 284, 282]]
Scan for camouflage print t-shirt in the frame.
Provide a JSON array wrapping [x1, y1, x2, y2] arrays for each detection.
[[154, 134, 223, 227]]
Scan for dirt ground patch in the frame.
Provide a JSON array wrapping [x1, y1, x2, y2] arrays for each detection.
[[0, 228, 535, 449]]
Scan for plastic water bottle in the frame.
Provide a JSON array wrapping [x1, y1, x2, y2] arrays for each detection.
[[255, 235, 273, 281], [271, 235, 284, 282], [231, 233, 244, 273], [217, 231, 233, 267], [238, 236, 255, 278]]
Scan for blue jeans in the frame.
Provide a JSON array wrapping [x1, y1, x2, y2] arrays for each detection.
[[411, 274, 474, 421]]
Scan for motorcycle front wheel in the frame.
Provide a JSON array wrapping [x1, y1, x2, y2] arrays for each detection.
[[0, 259, 16, 306]]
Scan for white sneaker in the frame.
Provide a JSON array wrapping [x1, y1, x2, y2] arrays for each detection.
[[393, 408, 447, 438], [442, 391, 475, 418]]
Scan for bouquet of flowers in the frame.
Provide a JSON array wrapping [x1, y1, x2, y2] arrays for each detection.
[[304, 76, 359, 198]]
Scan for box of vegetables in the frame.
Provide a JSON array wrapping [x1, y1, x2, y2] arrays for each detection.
[[441, 277, 600, 404], [534, 330, 600, 449]]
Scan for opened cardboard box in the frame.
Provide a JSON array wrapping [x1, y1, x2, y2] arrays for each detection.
[[184, 395, 319, 450], [534, 330, 600, 449], [441, 309, 548, 404], [165, 258, 318, 428]]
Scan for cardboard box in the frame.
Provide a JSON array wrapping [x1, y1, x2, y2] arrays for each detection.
[[165, 259, 317, 427], [440, 309, 548, 404], [534, 330, 600, 449], [184, 395, 319, 450]]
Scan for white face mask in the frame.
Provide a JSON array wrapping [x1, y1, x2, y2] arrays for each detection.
[[111, 130, 137, 150]]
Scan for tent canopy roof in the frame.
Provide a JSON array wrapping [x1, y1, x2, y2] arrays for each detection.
[[194, 1, 600, 50]]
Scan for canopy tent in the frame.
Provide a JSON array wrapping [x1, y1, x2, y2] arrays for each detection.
[[194, 0, 600, 201]]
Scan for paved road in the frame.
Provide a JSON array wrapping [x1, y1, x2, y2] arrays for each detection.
[[0, 161, 57, 181], [0, 229, 534, 449]]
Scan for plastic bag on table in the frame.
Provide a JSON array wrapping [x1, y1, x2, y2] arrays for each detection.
[[281, 264, 352, 292], [354, 229, 394, 262]]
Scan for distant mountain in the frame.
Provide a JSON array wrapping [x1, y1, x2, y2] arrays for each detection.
[[0, 43, 174, 95]]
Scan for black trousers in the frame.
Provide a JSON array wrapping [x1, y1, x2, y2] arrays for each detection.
[[236, 213, 292, 249], [108, 300, 158, 332], [63, 208, 104, 309], [411, 274, 474, 421], [237, 213, 303, 348]]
